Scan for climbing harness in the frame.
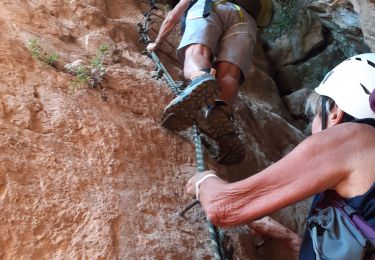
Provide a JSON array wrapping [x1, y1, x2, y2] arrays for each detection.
[[212, 0, 244, 22], [180, 0, 273, 38], [180, 0, 245, 34], [137, 2, 227, 259]]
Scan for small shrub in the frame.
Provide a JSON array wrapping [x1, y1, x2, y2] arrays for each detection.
[[91, 44, 109, 69], [27, 38, 42, 60], [88, 44, 109, 87], [45, 53, 59, 66], [74, 65, 91, 84], [27, 38, 59, 67], [67, 44, 110, 89]]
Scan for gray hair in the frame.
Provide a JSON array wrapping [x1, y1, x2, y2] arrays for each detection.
[[305, 92, 335, 120]]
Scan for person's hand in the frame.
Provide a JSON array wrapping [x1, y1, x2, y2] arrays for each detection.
[[187, 171, 232, 226], [146, 42, 159, 52]]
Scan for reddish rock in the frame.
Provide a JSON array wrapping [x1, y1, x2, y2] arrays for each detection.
[[0, 0, 346, 259]]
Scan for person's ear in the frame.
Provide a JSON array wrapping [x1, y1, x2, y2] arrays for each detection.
[[328, 105, 345, 127]]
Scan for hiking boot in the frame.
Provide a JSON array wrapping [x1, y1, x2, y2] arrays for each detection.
[[215, 134, 246, 165], [203, 103, 238, 138], [198, 103, 246, 165], [161, 73, 219, 132]]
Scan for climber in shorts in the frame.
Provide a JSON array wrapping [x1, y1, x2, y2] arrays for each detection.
[[147, 0, 259, 165]]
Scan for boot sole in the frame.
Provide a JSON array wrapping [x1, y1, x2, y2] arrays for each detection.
[[161, 79, 219, 131]]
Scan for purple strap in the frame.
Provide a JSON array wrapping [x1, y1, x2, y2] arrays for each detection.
[[352, 215, 375, 246], [370, 89, 375, 113]]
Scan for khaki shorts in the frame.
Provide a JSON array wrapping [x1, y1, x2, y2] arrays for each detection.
[[177, 0, 257, 82]]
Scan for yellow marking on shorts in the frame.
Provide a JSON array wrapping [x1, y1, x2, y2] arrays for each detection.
[[212, 0, 244, 22]]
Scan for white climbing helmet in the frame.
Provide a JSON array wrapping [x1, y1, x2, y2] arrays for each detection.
[[315, 53, 375, 119]]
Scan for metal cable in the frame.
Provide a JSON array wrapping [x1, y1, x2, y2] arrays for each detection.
[[137, 4, 225, 259], [192, 124, 224, 260]]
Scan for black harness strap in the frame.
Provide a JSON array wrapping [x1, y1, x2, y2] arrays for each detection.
[[203, 0, 213, 17], [321, 95, 327, 130]]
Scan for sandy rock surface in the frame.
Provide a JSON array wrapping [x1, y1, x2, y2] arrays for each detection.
[[0, 0, 320, 259]]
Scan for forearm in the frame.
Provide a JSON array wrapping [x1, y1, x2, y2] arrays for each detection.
[[200, 134, 351, 227], [152, 0, 190, 45], [199, 168, 313, 227], [154, 14, 177, 44]]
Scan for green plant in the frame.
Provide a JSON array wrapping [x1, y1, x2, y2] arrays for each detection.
[[74, 65, 91, 84], [27, 38, 42, 60], [91, 44, 109, 69], [45, 53, 59, 66], [88, 44, 110, 87], [27, 38, 59, 67], [67, 44, 110, 89]]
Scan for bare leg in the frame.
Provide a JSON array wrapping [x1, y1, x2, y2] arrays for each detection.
[[183, 44, 212, 80], [215, 61, 241, 107]]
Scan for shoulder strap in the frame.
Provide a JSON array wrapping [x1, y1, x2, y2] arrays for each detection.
[[353, 118, 375, 127], [327, 191, 375, 246], [180, 0, 198, 34]]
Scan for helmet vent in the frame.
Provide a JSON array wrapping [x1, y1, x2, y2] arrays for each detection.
[[367, 60, 375, 68], [355, 57, 362, 61], [360, 83, 371, 95]]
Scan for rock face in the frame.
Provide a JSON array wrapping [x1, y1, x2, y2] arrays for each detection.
[[0, 0, 374, 259], [0, 0, 301, 259], [266, 7, 325, 67], [276, 41, 347, 94], [348, 0, 375, 52], [263, 0, 373, 96]]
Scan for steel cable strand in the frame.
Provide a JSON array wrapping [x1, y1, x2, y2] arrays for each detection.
[[192, 124, 224, 260], [137, 3, 226, 259]]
